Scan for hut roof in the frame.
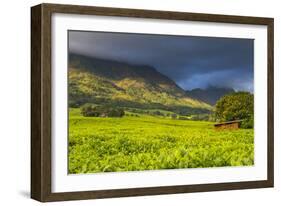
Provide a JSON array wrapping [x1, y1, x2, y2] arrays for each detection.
[[214, 120, 243, 126]]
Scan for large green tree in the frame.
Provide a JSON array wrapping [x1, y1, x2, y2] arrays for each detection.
[[215, 92, 254, 128]]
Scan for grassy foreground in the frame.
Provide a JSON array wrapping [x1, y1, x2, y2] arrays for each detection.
[[68, 108, 254, 174]]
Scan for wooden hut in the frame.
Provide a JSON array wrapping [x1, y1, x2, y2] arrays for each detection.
[[214, 120, 243, 130]]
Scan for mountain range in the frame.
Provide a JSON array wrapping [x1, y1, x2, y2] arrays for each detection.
[[68, 53, 234, 114], [186, 87, 235, 105]]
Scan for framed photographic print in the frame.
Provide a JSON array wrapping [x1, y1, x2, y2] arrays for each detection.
[[31, 3, 274, 202]]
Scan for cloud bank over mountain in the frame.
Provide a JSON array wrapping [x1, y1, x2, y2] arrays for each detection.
[[69, 31, 253, 92]]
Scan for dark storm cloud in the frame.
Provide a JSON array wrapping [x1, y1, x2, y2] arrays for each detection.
[[69, 31, 254, 92]]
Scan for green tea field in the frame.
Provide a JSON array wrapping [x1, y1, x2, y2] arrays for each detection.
[[68, 108, 254, 174]]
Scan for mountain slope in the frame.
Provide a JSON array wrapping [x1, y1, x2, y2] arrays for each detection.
[[186, 86, 235, 105], [68, 53, 213, 114]]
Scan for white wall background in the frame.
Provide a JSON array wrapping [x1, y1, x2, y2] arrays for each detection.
[[0, 0, 279, 205]]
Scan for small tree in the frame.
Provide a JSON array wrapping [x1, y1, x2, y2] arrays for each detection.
[[81, 104, 99, 117], [108, 108, 125, 117], [81, 104, 125, 117], [116, 108, 125, 117]]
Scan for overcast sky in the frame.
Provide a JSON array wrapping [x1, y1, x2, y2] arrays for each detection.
[[69, 30, 254, 92]]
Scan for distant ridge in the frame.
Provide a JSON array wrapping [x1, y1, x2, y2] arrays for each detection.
[[186, 86, 235, 105], [68, 53, 213, 114]]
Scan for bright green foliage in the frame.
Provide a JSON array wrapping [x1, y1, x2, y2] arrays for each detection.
[[68, 108, 254, 174], [215, 92, 254, 128]]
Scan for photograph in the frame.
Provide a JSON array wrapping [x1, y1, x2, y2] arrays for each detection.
[[67, 30, 254, 174]]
